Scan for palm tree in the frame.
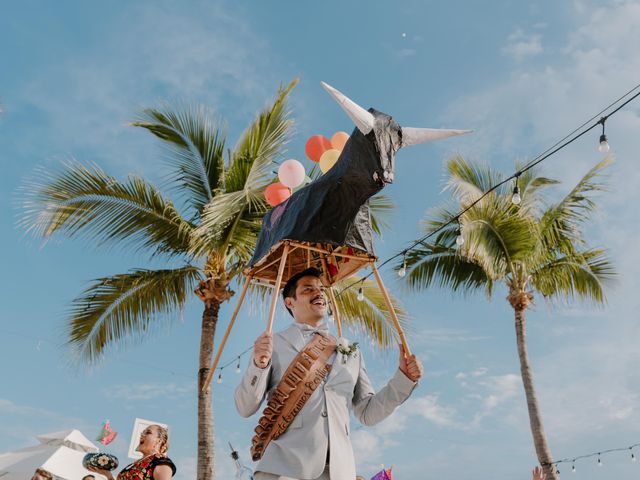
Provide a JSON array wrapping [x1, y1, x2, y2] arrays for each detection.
[[20, 80, 407, 480], [401, 155, 615, 479]]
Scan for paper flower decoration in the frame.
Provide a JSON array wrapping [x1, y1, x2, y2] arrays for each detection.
[[96, 420, 118, 446]]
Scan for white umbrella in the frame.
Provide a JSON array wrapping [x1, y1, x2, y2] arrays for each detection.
[[0, 429, 106, 480]]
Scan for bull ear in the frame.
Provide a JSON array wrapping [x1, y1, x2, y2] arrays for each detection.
[[321, 82, 375, 135], [401, 127, 472, 147]]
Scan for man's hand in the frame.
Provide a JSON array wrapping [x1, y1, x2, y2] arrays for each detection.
[[532, 466, 546, 480], [398, 344, 423, 382], [253, 331, 272, 369]]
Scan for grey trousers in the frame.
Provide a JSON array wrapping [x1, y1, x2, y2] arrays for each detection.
[[253, 465, 331, 480]]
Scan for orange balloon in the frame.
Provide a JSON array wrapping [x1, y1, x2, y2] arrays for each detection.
[[331, 131, 350, 151], [319, 149, 341, 173], [305, 135, 332, 162], [264, 182, 291, 206]]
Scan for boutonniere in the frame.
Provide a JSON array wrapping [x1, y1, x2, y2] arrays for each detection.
[[336, 338, 359, 363]]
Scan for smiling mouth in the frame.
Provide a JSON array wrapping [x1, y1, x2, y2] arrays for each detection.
[[311, 296, 326, 306]]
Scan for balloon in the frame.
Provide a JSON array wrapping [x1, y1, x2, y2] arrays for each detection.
[[264, 182, 291, 206], [319, 149, 341, 173], [331, 131, 350, 151], [278, 159, 306, 188], [305, 135, 332, 162]]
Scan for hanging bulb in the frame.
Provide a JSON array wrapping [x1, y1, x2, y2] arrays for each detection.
[[597, 455, 602, 467], [455, 229, 464, 246], [598, 134, 610, 153], [571, 463, 576, 473], [631, 451, 636, 462], [598, 117, 610, 153], [357, 287, 364, 302], [511, 185, 521, 205], [398, 258, 407, 278], [217, 372, 223, 384], [235, 359, 241, 374]]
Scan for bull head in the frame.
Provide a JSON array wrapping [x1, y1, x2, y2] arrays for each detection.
[[321, 81, 472, 184]]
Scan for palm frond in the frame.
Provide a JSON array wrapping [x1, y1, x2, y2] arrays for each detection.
[[539, 157, 612, 249], [132, 104, 226, 214], [19, 161, 195, 258], [445, 155, 505, 205], [335, 276, 409, 349], [403, 243, 493, 296], [67, 266, 202, 364], [531, 248, 615, 304], [226, 79, 298, 203], [369, 194, 394, 235]]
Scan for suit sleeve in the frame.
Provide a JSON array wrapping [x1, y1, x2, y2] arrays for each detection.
[[234, 359, 272, 417], [351, 353, 417, 426]]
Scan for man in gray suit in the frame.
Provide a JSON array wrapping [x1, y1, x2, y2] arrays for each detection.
[[235, 268, 423, 480]]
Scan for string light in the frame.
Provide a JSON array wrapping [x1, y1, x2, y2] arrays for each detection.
[[398, 254, 407, 278], [571, 462, 576, 473], [511, 174, 522, 205], [357, 284, 365, 302], [597, 454, 602, 466], [217, 371, 223, 384], [630, 447, 636, 462], [235, 358, 242, 374], [543, 442, 640, 471], [598, 116, 610, 153], [455, 219, 464, 246]]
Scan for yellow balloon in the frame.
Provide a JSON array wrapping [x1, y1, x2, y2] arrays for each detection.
[[319, 149, 341, 173]]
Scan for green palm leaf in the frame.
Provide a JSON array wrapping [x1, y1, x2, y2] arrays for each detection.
[[67, 266, 202, 364], [20, 161, 194, 257], [335, 276, 409, 348], [131, 104, 226, 215]]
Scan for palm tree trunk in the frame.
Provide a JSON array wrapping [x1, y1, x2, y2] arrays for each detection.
[[197, 299, 220, 480], [511, 293, 557, 480]]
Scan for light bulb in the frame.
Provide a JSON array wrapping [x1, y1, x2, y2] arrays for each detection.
[[357, 287, 364, 302], [398, 261, 407, 278], [217, 373, 223, 384], [597, 456, 602, 467], [571, 464, 576, 473], [631, 452, 636, 462], [511, 186, 521, 205], [455, 231, 464, 246], [235, 361, 241, 374], [598, 134, 610, 153]]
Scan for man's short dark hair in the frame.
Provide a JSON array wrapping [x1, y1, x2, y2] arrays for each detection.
[[282, 267, 323, 317], [82, 476, 96, 480]]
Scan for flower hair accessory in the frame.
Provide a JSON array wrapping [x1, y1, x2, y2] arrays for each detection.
[[336, 337, 359, 363]]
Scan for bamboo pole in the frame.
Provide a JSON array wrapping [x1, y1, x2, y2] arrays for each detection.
[[327, 286, 343, 337], [266, 242, 290, 334], [370, 263, 411, 356], [202, 275, 253, 391]]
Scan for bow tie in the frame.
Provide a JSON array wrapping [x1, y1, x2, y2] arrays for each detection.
[[295, 323, 330, 337]]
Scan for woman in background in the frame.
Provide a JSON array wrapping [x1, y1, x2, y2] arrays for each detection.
[[89, 424, 176, 480]]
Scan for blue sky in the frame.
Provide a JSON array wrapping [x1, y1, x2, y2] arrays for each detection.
[[1, 1, 640, 479]]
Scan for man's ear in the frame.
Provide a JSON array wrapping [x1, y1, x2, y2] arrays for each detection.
[[284, 297, 294, 311]]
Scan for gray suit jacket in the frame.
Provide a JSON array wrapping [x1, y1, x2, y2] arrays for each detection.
[[234, 324, 417, 480]]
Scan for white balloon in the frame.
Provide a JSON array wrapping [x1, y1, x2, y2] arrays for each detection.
[[278, 159, 306, 188]]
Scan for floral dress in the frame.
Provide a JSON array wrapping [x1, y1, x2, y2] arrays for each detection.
[[117, 454, 176, 480]]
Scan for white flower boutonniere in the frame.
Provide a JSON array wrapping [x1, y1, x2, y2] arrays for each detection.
[[336, 337, 359, 363]]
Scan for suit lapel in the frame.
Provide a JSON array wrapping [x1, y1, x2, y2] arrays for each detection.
[[279, 324, 306, 353]]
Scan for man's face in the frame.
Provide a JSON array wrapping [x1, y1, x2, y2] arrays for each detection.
[[284, 275, 327, 324]]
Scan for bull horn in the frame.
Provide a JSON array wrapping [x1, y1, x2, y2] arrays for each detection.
[[401, 127, 472, 147], [321, 81, 375, 135]]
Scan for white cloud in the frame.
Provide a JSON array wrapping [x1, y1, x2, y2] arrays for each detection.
[[502, 29, 543, 61]]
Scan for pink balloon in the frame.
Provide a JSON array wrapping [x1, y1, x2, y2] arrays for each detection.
[[278, 159, 306, 188]]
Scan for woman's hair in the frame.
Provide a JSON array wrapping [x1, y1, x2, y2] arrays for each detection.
[[150, 424, 169, 456], [33, 468, 53, 480]]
